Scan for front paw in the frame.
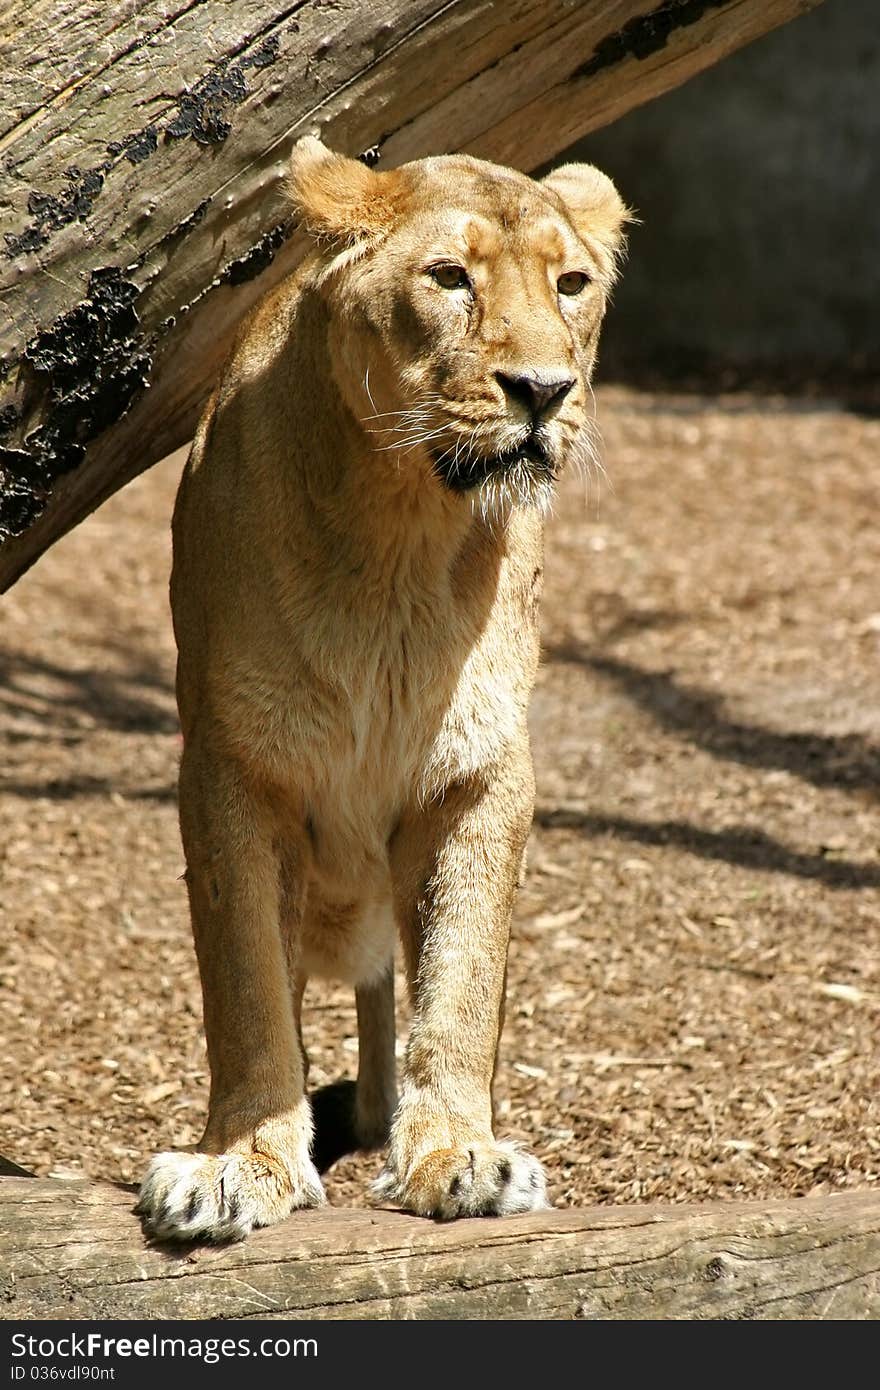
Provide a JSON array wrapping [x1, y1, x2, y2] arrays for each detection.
[[136, 1148, 325, 1242], [373, 1141, 549, 1219]]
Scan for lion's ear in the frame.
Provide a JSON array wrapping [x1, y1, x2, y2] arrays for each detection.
[[288, 136, 401, 248], [541, 163, 631, 284]]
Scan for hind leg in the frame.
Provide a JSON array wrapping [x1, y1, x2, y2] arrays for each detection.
[[311, 964, 397, 1171]]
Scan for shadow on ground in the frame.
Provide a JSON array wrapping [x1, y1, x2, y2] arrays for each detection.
[[546, 643, 880, 796], [535, 807, 880, 891]]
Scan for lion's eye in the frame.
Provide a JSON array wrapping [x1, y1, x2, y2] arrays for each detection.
[[557, 270, 590, 296], [430, 263, 471, 291]]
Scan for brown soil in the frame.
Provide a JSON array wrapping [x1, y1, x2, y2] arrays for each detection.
[[2, 386, 879, 1210]]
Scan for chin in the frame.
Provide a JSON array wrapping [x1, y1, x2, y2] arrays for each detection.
[[432, 435, 560, 516], [479, 460, 557, 519]]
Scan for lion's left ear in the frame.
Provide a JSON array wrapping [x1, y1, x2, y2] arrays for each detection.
[[541, 163, 631, 284], [288, 136, 403, 249]]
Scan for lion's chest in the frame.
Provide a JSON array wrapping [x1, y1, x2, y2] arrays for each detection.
[[303, 660, 425, 883], [283, 606, 525, 892], [295, 634, 461, 882], [226, 537, 536, 898]]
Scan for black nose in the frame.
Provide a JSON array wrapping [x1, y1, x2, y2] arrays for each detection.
[[496, 372, 575, 418]]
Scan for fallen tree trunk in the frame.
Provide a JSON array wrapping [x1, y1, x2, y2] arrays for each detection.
[[0, 0, 824, 590], [2, 1176, 878, 1319]]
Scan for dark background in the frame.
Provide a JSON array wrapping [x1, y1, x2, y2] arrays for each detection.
[[562, 0, 879, 387]]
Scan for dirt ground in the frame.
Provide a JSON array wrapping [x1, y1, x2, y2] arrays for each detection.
[[2, 386, 879, 1212]]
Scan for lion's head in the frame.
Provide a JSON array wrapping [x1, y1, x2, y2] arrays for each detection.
[[289, 138, 628, 513]]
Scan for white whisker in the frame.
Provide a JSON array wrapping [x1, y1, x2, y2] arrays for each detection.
[[363, 365, 378, 416], [376, 423, 450, 454]]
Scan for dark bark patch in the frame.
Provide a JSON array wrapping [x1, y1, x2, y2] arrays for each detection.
[[0, 269, 152, 540], [243, 35, 281, 71], [4, 166, 109, 259], [107, 126, 159, 166], [221, 221, 292, 287], [573, 0, 729, 80], [165, 67, 248, 146], [164, 32, 281, 147]]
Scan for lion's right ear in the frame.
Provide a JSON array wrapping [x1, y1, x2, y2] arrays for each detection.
[[288, 137, 402, 249]]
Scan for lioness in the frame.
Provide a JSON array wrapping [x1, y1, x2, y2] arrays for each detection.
[[137, 138, 627, 1240]]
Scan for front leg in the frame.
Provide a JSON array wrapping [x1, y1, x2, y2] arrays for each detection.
[[137, 744, 324, 1241], [378, 757, 548, 1218]]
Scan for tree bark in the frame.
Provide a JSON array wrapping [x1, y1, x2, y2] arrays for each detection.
[[0, 0, 824, 589], [2, 1176, 878, 1319]]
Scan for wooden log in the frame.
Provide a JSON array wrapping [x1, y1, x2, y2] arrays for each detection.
[[0, 0, 824, 590], [2, 1176, 878, 1320]]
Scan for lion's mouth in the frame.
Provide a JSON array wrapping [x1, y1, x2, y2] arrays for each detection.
[[433, 433, 555, 494]]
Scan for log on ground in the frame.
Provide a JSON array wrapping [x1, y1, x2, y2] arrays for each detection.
[[0, 0, 824, 589], [2, 1177, 878, 1319]]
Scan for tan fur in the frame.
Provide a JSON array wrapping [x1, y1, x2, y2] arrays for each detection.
[[137, 139, 627, 1240]]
